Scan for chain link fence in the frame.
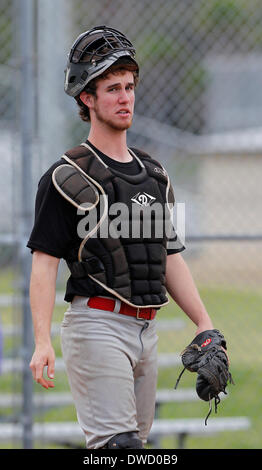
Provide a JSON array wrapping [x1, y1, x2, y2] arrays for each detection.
[[0, 0, 261, 449]]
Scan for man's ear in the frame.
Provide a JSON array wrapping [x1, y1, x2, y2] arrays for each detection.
[[79, 91, 93, 108]]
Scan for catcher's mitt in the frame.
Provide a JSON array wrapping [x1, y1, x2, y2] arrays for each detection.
[[174, 329, 234, 424]]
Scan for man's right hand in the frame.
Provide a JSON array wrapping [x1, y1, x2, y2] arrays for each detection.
[[30, 343, 55, 389]]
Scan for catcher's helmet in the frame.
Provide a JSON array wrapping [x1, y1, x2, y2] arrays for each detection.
[[64, 25, 139, 97]]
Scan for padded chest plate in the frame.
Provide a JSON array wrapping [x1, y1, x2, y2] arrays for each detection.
[[52, 144, 172, 308]]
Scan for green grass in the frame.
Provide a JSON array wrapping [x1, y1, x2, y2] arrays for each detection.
[[0, 267, 261, 449]]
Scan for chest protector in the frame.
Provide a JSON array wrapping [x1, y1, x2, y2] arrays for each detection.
[[52, 142, 175, 308]]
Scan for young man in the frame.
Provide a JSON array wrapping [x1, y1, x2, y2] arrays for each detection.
[[28, 26, 213, 449]]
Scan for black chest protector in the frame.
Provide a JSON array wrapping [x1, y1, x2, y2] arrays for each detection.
[[52, 142, 175, 308]]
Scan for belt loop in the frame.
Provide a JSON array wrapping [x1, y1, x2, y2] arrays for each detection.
[[113, 299, 121, 313], [72, 296, 89, 309]]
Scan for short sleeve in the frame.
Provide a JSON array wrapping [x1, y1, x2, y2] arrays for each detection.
[[27, 164, 78, 258], [167, 233, 185, 255], [165, 179, 185, 255]]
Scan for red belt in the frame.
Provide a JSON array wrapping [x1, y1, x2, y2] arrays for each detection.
[[87, 296, 157, 320]]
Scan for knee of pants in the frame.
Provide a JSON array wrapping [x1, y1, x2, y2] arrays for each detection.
[[104, 431, 143, 449]]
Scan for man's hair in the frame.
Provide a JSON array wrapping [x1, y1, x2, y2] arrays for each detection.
[[75, 60, 139, 122]]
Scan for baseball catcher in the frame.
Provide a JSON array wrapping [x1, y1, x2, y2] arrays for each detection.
[[175, 329, 234, 424], [28, 24, 222, 449]]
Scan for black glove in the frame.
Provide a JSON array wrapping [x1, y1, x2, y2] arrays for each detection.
[[175, 329, 234, 424]]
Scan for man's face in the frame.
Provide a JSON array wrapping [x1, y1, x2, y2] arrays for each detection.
[[88, 70, 135, 131]]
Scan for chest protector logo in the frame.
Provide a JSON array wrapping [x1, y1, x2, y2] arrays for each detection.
[[131, 192, 156, 207]]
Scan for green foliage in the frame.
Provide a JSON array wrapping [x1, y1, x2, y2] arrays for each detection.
[[136, 32, 181, 64]]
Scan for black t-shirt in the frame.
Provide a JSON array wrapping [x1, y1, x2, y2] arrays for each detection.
[[27, 141, 185, 301]]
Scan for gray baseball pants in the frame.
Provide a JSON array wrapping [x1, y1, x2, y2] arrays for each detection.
[[60, 296, 159, 449]]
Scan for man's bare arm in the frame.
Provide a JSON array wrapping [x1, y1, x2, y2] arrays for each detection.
[[165, 253, 213, 335], [29, 251, 60, 389]]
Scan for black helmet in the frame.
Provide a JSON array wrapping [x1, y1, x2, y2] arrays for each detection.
[[64, 25, 139, 97]]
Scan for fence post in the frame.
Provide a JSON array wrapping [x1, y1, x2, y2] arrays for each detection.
[[20, 0, 35, 449]]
